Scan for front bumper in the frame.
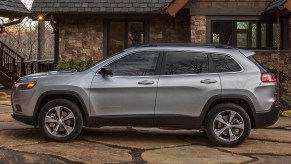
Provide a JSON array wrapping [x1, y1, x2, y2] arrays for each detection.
[[11, 113, 35, 125], [254, 102, 281, 128]]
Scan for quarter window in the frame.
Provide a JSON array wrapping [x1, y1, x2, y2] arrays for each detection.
[[164, 51, 209, 75], [106, 51, 159, 76], [211, 54, 242, 72]]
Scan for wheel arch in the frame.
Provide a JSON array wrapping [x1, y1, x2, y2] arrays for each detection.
[[201, 95, 257, 128], [34, 91, 90, 126]]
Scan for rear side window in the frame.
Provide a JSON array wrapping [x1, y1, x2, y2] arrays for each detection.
[[164, 51, 209, 75], [211, 54, 242, 72], [247, 57, 267, 73]]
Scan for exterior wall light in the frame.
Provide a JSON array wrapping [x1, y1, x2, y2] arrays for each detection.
[[37, 15, 44, 21]]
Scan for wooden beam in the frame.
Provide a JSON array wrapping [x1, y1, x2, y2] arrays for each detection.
[[191, 8, 265, 16], [284, 0, 291, 11], [166, 0, 189, 17]]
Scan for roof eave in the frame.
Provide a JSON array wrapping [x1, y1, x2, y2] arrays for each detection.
[[262, 0, 289, 15], [165, 0, 189, 16], [0, 10, 30, 19]]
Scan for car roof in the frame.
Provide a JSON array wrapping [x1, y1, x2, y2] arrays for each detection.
[[124, 43, 255, 57], [138, 43, 234, 49]]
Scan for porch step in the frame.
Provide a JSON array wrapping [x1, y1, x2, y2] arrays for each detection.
[[0, 92, 8, 101]]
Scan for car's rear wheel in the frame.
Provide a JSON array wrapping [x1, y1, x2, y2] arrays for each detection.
[[205, 103, 251, 147], [38, 99, 83, 142]]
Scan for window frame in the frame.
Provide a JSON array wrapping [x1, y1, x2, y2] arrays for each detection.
[[106, 20, 148, 57], [160, 50, 216, 76], [210, 20, 284, 50], [102, 50, 163, 77]]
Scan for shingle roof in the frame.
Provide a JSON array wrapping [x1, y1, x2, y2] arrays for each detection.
[[264, 0, 287, 13], [0, 0, 30, 17], [31, 0, 174, 14]]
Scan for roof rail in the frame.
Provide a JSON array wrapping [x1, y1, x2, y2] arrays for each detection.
[[138, 43, 233, 49]]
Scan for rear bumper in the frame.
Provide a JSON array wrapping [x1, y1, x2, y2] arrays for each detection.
[[11, 113, 35, 125], [254, 102, 281, 128]]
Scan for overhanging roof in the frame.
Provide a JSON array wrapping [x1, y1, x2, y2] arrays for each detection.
[[165, 0, 189, 16], [0, 0, 30, 18], [31, 0, 173, 14], [263, 0, 289, 14]]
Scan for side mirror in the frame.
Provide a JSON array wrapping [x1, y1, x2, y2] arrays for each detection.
[[98, 68, 113, 76]]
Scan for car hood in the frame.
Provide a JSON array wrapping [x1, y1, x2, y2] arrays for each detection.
[[19, 70, 77, 81]]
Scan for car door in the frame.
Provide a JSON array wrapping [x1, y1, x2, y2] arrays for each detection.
[[90, 50, 162, 126], [155, 51, 221, 127]]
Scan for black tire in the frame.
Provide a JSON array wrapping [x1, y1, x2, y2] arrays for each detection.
[[205, 103, 251, 147], [38, 99, 83, 142]]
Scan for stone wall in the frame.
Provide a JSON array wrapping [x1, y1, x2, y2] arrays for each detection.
[[191, 16, 206, 43], [59, 19, 103, 62], [255, 50, 291, 96], [149, 14, 190, 43]]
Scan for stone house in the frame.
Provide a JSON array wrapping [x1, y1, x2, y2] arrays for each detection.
[[31, 0, 290, 95], [30, 0, 287, 61]]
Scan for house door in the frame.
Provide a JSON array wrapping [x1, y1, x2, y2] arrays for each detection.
[[108, 21, 145, 56]]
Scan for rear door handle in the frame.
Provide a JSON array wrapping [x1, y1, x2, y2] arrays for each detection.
[[200, 79, 217, 84], [138, 80, 155, 85]]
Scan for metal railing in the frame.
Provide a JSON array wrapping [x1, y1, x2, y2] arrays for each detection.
[[25, 59, 55, 75]]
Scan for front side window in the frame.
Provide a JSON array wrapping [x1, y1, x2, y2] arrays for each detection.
[[211, 54, 242, 73], [164, 51, 209, 75], [212, 21, 281, 49], [106, 51, 159, 76]]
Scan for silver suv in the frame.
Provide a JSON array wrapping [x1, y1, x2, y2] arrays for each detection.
[[11, 44, 280, 147]]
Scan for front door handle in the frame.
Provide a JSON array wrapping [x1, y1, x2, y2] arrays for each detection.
[[138, 80, 155, 85], [200, 79, 217, 84]]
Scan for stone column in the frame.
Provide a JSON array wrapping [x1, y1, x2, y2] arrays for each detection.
[[191, 16, 207, 43]]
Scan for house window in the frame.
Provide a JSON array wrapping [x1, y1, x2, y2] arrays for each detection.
[[211, 21, 281, 49], [108, 21, 145, 56]]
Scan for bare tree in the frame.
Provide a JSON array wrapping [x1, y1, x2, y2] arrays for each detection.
[[0, 0, 54, 61]]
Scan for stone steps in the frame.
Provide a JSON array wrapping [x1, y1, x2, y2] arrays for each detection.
[[0, 92, 10, 101]]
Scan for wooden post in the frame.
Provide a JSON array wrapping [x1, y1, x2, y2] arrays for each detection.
[[0, 43, 3, 67], [12, 58, 15, 81], [20, 58, 25, 76]]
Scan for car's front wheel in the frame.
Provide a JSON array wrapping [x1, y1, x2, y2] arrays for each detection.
[[205, 103, 251, 147], [38, 99, 83, 142]]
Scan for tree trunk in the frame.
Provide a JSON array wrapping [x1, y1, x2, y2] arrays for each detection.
[[37, 21, 45, 60]]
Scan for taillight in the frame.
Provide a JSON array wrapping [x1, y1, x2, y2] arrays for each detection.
[[261, 73, 276, 83]]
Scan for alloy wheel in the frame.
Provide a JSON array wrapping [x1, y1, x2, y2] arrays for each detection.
[[212, 110, 245, 142], [44, 106, 76, 138]]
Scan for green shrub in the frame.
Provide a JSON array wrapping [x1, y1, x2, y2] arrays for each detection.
[[282, 96, 291, 110], [56, 59, 95, 71], [263, 68, 290, 110]]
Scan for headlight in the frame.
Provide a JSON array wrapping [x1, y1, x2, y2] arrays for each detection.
[[13, 82, 37, 90]]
